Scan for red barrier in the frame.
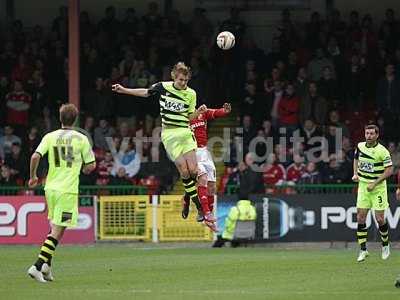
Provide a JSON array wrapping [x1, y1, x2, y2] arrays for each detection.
[[0, 196, 95, 244]]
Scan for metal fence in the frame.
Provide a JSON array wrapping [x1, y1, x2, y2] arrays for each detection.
[[0, 184, 398, 196], [0, 185, 148, 196]]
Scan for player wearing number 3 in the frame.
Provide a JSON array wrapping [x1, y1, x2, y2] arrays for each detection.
[[353, 125, 393, 262]]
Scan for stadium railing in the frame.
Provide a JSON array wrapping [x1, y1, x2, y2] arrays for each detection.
[[0, 185, 148, 196], [225, 184, 399, 195]]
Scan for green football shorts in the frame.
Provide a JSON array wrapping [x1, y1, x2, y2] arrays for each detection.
[[161, 127, 197, 161], [357, 182, 388, 211], [45, 189, 79, 227]]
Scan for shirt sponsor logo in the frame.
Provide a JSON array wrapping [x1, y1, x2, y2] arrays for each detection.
[[359, 161, 374, 172]]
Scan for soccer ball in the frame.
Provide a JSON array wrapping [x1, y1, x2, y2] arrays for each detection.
[[216, 31, 235, 50]]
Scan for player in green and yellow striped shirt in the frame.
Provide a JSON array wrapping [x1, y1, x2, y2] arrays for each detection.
[[352, 124, 393, 262], [112, 62, 216, 231], [27, 104, 96, 282]]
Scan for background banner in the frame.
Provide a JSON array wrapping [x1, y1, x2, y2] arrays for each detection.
[[217, 194, 400, 242], [0, 196, 95, 244]]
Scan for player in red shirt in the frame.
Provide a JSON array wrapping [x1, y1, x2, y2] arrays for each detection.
[[182, 103, 231, 230]]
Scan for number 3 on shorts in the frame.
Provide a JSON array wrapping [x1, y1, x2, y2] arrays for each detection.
[[378, 195, 383, 204]]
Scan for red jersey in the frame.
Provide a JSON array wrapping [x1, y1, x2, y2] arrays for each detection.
[[190, 108, 227, 147], [286, 163, 305, 182], [6, 91, 31, 126], [263, 163, 286, 185]]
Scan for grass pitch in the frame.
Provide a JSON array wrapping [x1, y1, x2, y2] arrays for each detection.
[[2, 244, 400, 300]]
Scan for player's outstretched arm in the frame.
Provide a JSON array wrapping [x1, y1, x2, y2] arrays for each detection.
[[28, 152, 41, 188], [112, 84, 149, 97]]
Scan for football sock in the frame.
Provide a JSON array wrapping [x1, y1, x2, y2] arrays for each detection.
[[34, 235, 58, 271], [357, 223, 367, 251], [197, 185, 209, 214], [379, 223, 389, 247], [207, 195, 215, 212], [182, 177, 202, 212]]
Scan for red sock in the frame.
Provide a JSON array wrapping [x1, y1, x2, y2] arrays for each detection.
[[207, 195, 214, 212], [197, 185, 209, 214]]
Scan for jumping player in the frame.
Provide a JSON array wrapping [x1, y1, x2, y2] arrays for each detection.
[[112, 62, 216, 230], [182, 103, 231, 226]]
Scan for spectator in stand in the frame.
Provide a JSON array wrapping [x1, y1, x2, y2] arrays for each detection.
[[305, 11, 322, 49], [321, 153, 349, 183], [28, 69, 51, 116], [109, 167, 132, 186], [325, 125, 342, 155], [5, 142, 28, 181], [24, 126, 40, 156], [265, 38, 286, 73], [299, 81, 327, 125], [241, 82, 262, 122], [300, 119, 323, 155], [11, 54, 32, 83], [122, 8, 139, 35], [96, 150, 115, 184], [286, 154, 306, 184], [220, 7, 246, 39], [118, 121, 133, 139], [299, 162, 321, 185], [388, 141, 400, 176], [83, 116, 95, 141], [376, 63, 400, 140], [98, 6, 121, 40], [277, 82, 300, 136], [0, 125, 21, 159], [239, 115, 257, 156], [327, 110, 349, 137], [307, 48, 335, 81], [94, 119, 116, 150], [83, 77, 113, 119], [142, 2, 162, 35], [190, 7, 213, 42], [269, 80, 285, 126], [318, 66, 339, 106], [6, 80, 32, 136], [342, 136, 354, 162], [111, 140, 140, 178], [294, 67, 309, 100], [344, 53, 367, 110], [237, 152, 264, 196], [286, 50, 300, 81], [0, 76, 10, 125], [33, 106, 58, 135], [263, 153, 286, 193], [0, 165, 17, 186]]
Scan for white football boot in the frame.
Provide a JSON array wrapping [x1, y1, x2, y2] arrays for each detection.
[[357, 250, 369, 262], [41, 263, 55, 281], [382, 245, 390, 260], [27, 265, 47, 283]]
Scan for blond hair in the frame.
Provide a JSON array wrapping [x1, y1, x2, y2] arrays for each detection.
[[171, 62, 191, 79]]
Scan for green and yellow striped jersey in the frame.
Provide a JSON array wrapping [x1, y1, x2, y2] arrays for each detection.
[[355, 142, 392, 184], [148, 81, 196, 128]]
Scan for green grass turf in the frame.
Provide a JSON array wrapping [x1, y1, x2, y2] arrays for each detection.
[[1, 245, 400, 300]]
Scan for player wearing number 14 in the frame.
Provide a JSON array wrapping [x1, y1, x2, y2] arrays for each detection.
[[352, 124, 393, 262], [27, 104, 96, 282]]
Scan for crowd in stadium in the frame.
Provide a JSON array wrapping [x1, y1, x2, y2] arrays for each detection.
[[1, 2, 400, 193]]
